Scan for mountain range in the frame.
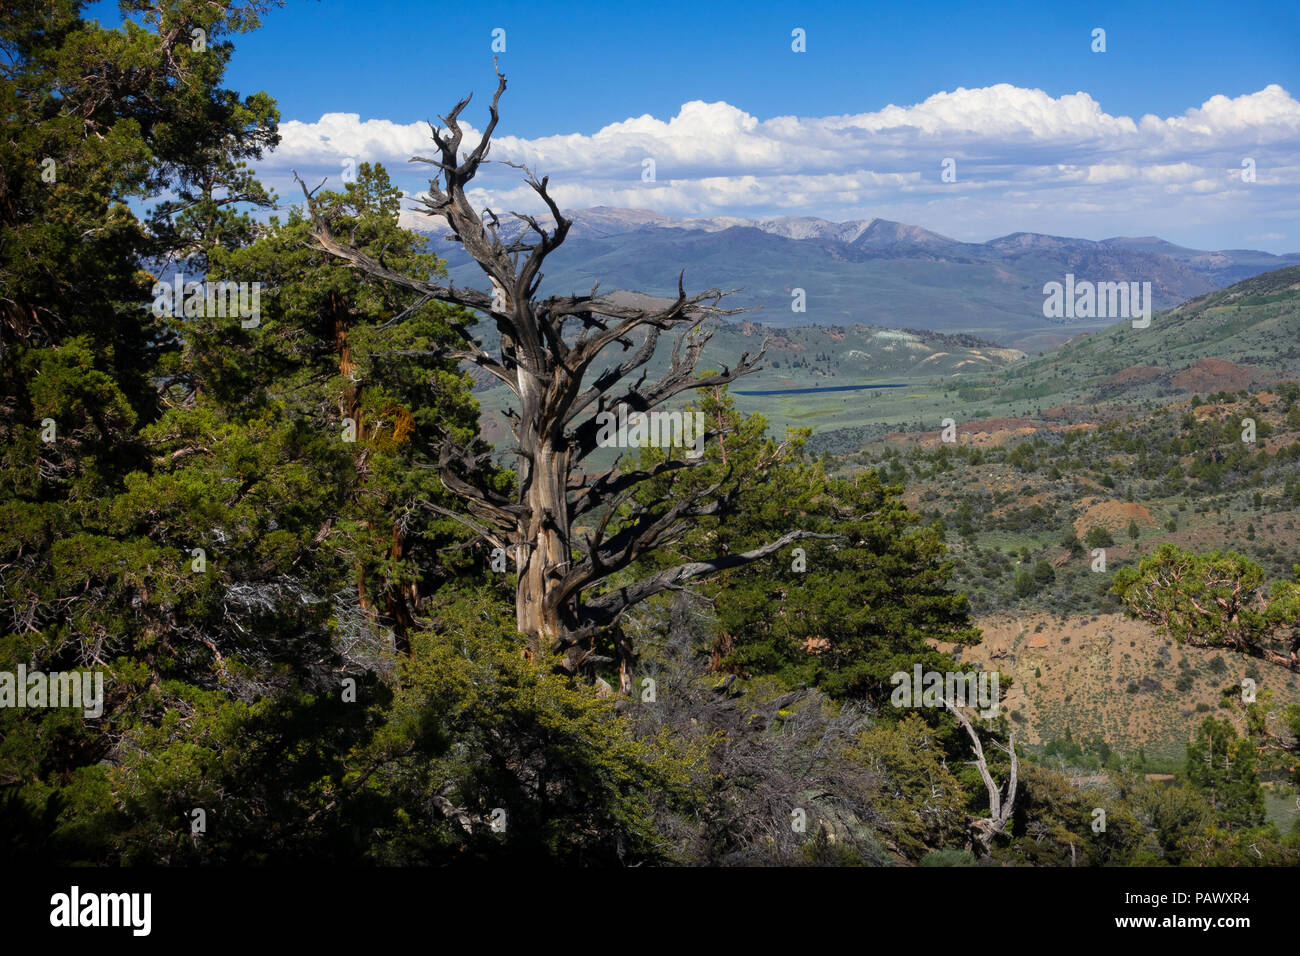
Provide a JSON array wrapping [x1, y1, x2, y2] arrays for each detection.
[[414, 207, 1300, 354]]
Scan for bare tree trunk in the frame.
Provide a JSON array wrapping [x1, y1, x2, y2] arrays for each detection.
[[332, 292, 360, 426], [298, 61, 836, 684], [711, 631, 738, 672], [332, 292, 415, 651], [943, 696, 1018, 855], [384, 522, 412, 654]]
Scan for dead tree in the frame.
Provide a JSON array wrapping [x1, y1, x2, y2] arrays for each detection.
[[296, 61, 831, 685], [943, 697, 1018, 855]]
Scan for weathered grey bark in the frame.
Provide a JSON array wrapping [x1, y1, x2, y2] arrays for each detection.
[[295, 60, 830, 678], [943, 696, 1018, 855]]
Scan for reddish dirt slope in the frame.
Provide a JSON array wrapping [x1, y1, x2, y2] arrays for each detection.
[[1104, 366, 1162, 386], [1171, 358, 1256, 393]]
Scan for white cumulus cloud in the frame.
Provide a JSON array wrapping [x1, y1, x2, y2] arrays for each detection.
[[260, 83, 1300, 251]]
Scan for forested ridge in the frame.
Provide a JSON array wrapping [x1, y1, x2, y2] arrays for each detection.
[[3, 1, 1298, 867]]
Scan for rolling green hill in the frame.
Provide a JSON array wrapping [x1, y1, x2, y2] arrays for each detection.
[[804, 265, 1300, 458], [992, 264, 1300, 405]]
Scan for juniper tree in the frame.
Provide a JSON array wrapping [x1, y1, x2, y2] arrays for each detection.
[[626, 387, 980, 704], [1186, 717, 1267, 830], [208, 163, 490, 653], [1113, 544, 1300, 674], [0, 0, 311, 863]]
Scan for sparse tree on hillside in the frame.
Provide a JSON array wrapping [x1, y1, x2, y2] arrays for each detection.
[[1113, 544, 1300, 674]]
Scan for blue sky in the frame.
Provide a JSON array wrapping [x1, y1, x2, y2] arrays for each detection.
[[94, 0, 1300, 251], [219, 0, 1298, 135]]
